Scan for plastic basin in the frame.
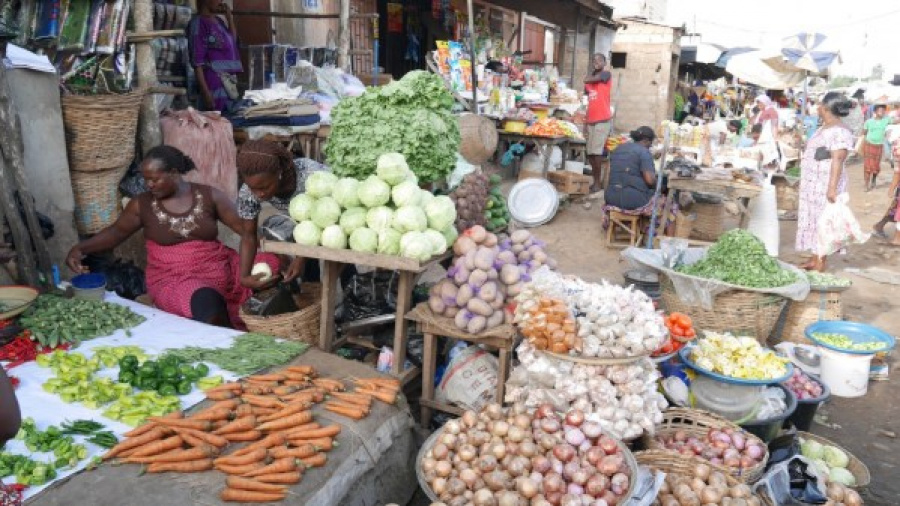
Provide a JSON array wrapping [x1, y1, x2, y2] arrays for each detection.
[[740, 384, 797, 443], [72, 273, 106, 300], [783, 376, 830, 431]]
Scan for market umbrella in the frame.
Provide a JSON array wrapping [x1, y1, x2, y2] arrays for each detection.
[[764, 33, 841, 75], [715, 47, 758, 68], [719, 49, 806, 89]]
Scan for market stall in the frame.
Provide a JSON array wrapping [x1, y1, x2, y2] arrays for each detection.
[[666, 174, 763, 229]]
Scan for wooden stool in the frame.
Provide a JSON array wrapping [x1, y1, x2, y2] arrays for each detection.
[[606, 210, 644, 248]]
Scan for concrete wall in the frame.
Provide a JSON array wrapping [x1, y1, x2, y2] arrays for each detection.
[[272, 0, 339, 47], [607, 0, 668, 23], [6, 69, 79, 276], [610, 19, 681, 132]]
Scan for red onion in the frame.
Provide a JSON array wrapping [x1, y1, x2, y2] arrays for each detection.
[[543, 472, 565, 493], [581, 421, 603, 439], [565, 428, 586, 446], [598, 436, 619, 454], [585, 474, 609, 497], [519, 440, 538, 457], [540, 434, 558, 450], [545, 491, 563, 506], [432, 443, 450, 459], [532, 455, 551, 473], [740, 455, 758, 469], [562, 461, 581, 480], [565, 409, 585, 427], [517, 477, 539, 499], [513, 413, 531, 430], [674, 429, 688, 442], [572, 468, 591, 486], [541, 418, 562, 434], [477, 455, 498, 473], [745, 443, 764, 460], [598, 454, 623, 475], [601, 489, 619, 506], [579, 439, 592, 453], [567, 483, 585, 496], [552, 444, 576, 462], [551, 457, 564, 475], [724, 456, 741, 468], [586, 447, 606, 465], [535, 404, 556, 420], [610, 473, 629, 495], [732, 432, 746, 450]]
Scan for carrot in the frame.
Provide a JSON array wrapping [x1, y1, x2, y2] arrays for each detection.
[[216, 461, 266, 476], [324, 403, 366, 420], [268, 444, 317, 460], [251, 407, 279, 416], [224, 430, 263, 442], [212, 420, 229, 430], [285, 365, 316, 376], [205, 399, 242, 411], [247, 374, 287, 383], [279, 391, 322, 404], [300, 452, 327, 468], [175, 430, 210, 448], [242, 458, 298, 477], [273, 422, 319, 436], [128, 435, 185, 457], [253, 472, 302, 485], [330, 392, 373, 407], [189, 407, 234, 422], [271, 385, 298, 396], [220, 488, 286, 503], [256, 411, 314, 432], [231, 433, 286, 456], [234, 404, 255, 418], [122, 411, 183, 438], [103, 427, 167, 459], [208, 382, 243, 392], [206, 389, 238, 401], [292, 437, 335, 451], [312, 378, 344, 392], [225, 476, 287, 493], [282, 371, 314, 381], [149, 417, 213, 431], [355, 387, 397, 404], [215, 448, 268, 467], [125, 445, 217, 463], [213, 415, 257, 435], [173, 428, 230, 448], [326, 400, 370, 414], [242, 385, 274, 396], [241, 395, 286, 409], [146, 459, 214, 473], [258, 402, 310, 423], [283, 425, 341, 440], [362, 377, 400, 387], [282, 379, 311, 387]]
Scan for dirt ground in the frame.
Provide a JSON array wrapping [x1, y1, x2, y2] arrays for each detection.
[[518, 159, 898, 505]]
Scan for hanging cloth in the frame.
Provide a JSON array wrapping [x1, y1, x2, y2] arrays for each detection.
[[160, 108, 239, 201]]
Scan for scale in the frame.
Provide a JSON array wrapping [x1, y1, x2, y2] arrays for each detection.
[[774, 342, 822, 376]]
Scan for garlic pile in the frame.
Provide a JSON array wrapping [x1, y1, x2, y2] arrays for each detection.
[[506, 340, 667, 441]]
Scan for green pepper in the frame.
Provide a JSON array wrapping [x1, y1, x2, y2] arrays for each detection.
[[194, 363, 210, 377], [140, 378, 159, 391], [138, 361, 158, 378], [119, 355, 139, 371], [158, 384, 177, 396], [176, 380, 193, 395], [118, 371, 136, 385], [160, 366, 180, 381]]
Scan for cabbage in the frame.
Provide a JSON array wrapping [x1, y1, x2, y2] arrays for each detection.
[[377, 229, 402, 255], [400, 231, 433, 261], [441, 224, 458, 246], [288, 194, 316, 222], [292, 221, 321, 246], [829, 467, 856, 487], [339, 207, 368, 235], [332, 178, 361, 209], [422, 229, 448, 255], [305, 172, 338, 198], [311, 197, 342, 228], [349, 227, 378, 253], [822, 445, 849, 468], [424, 195, 457, 231], [321, 225, 347, 249], [393, 206, 427, 233], [419, 189, 434, 206], [358, 176, 391, 208], [391, 181, 421, 207], [366, 206, 394, 232], [800, 438, 824, 460], [811, 459, 830, 476], [376, 153, 410, 185]]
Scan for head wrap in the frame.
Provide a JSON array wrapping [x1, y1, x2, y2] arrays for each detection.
[[755, 95, 773, 107]]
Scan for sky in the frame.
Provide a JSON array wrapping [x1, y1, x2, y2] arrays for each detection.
[[665, 0, 900, 80]]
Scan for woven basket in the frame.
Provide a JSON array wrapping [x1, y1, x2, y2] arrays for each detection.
[[635, 450, 773, 505], [642, 408, 769, 483], [799, 431, 870, 489], [775, 183, 799, 212], [690, 201, 725, 241], [458, 113, 499, 164], [61, 90, 144, 172], [660, 276, 787, 343], [674, 212, 695, 238], [239, 283, 321, 344], [70, 166, 128, 235], [780, 289, 843, 345]]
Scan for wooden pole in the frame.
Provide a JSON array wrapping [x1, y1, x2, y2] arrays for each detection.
[[133, 0, 161, 154], [466, 0, 477, 113], [338, 0, 350, 72]]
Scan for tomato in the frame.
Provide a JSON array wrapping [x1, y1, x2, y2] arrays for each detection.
[[678, 314, 693, 327], [672, 324, 687, 337], [685, 328, 696, 338]]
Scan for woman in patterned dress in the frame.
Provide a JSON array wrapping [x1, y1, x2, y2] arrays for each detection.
[[65, 146, 277, 328], [796, 92, 855, 272]]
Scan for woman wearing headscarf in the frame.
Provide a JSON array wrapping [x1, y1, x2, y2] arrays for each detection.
[[796, 92, 855, 272], [754, 94, 779, 137], [604, 126, 658, 211]]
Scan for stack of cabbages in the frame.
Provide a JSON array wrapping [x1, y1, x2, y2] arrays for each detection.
[[288, 153, 458, 261], [428, 227, 557, 334]]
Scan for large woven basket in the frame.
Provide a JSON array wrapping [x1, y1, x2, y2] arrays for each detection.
[[690, 201, 725, 241], [240, 283, 321, 344], [779, 289, 842, 345], [71, 166, 128, 235], [773, 178, 799, 212], [61, 90, 144, 172], [660, 276, 786, 343], [799, 431, 870, 489], [635, 450, 773, 505], [642, 408, 769, 483], [457, 113, 498, 164]]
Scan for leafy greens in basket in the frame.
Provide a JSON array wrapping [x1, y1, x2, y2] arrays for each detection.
[[676, 230, 797, 288]]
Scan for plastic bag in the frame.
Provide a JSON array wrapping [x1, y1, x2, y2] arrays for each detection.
[[82, 255, 146, 300], [816, 193, 870, 257], [752, 456, 828, 505]]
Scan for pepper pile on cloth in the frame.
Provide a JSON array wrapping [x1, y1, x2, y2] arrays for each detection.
[[0, 332, 71, 369]]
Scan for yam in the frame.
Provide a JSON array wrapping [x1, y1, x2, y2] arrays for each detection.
[[468, 269, 488, 288], [467, 315, 487, 334], [457, 284, 474, 306], [510, 230, 531, 244], [486, 311, 505, 329], [473, 248, 496, 271], [453, 236, 476, 256], [438, 280, 459, 305], [467, 297, 494, 317], [444, 306, 459, 318]]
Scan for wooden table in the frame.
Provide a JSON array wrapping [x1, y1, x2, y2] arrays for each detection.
[[497, 132, 571, 176], [407, 305, 516, 426], [261, 240, 450, 384], [666, 175, 763, 228]]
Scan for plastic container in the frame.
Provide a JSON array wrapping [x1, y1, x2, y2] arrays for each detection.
[[783, 376, 830, 431], [819, 346, 873, 397], [71, 273, 106, 300], [741, 384, 797, 443], [691, 375, 763, 421], [805, 320, 895, 355]]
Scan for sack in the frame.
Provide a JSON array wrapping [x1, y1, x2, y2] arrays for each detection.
[[816, 193, 870, 257], [217, 71, 240, 100], [436, 346, 499, 412]]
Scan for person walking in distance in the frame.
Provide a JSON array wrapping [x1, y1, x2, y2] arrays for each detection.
[[584, 53, 613, 193]]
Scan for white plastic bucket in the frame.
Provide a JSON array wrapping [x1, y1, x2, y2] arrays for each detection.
[[819, 347, 873, 398], [565, 161, 584, 174]]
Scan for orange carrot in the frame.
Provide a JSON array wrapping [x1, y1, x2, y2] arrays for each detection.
[[330, 392, 373, 407], [242, 458, 298, 477], [253, 471, 302, 484], [324, 403, 366, 420], [271, 385, 298, 396], [146, 459, 214, 473], [312, 378, 344, 392], [213, 415, 257, 435], [273, 422, 319, 436], [268, 444, 317, 460], [285, 365, 316, 376], [242, 385, 274, 396], [216, 461, 266, 476], [241, 395, 286, 409], [205, 399, 242, 411], [300, 452, 327, 468], [128, 435, 184, 457], [355, 387, 397, 404], [215, 448, 268, 467], [220, 488, 286, 503], [225, 476, 287, 493], [279, 391, 323, 404], [103, 427, 167, 459], [247, 374, 286, 383], [224, 430, 263, 442], [212, 420, 229, 430], [282, 372, 313, 382], [251, 407, 279, 416], [256, 411, 313, 432], [206, 389, 237, 401], [231, 433, 286, 456], [176, 430, 209, 448], [282, 379, 311, 387], [149, 417, 213, 431], [173, 428, 229, 448], [190, 407, 234, 422], [258, 402, 310, 423], [122, 411, 183, 438], [283, 425, 341, 440], [208, 382, 243, 392], [124, 445, 217, 463], [292, 437, 335, 451], [326, 400, 370, 414], [234, 404, 255, 418]]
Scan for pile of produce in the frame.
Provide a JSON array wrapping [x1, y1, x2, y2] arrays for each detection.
[[162, 333, 309, 376], [0, 330, 70, 368], [20, 295, 146, 345], [653, 426, 766, 472], [504, 108, 536, 122], [428, 228, 556, 333], [326, 70, 459, 183], [102, 392, 182, 426], [484, 175, 510, 233], [524, 118, 581, 138], [605, 135, 629, 153], [810, 332, 888, 352], [651, 461, 760, 506], [687, 332, 789, 381], [449, 172, 490, 233], [782, 369, 825, 401], [805, 271, 851, 288], [289, 153, 457, 261], [664, 313, 696, 340], [15, 418, 88, 469], [117, 354, 217, 397], [420, 403, 635, 505], [800, 438, 858, 487], [676, 230, 798, 288], [59, 420, 119, 449], [0, 452, 56, 486], [38, 351, 134, 408], [506, 340, 667, 440], [822, 482, 863, 506], [516, 296, 577, 354]]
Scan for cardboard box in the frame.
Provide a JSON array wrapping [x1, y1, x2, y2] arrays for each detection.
[[546, 170, 592, 195]]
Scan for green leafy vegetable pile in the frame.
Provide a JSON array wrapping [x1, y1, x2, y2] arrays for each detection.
[[161, 333, 309, 376], [805, 271, 851, 288], [326, 71, 459, 183], [21, 295, 146, 346], [677, 229, 798, 288]]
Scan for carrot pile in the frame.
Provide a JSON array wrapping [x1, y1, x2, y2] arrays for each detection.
[[103, 366, 400, 503]]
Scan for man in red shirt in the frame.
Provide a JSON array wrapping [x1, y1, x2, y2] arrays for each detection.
[[584, 53, 613, 192]]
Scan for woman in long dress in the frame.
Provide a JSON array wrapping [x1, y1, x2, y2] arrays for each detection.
[[796, 92, 855, 272]]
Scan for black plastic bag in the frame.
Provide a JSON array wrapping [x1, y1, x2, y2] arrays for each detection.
[[82, 254, 146, 300], [3, 191, 54, 245], [340, 270, 397, 322]]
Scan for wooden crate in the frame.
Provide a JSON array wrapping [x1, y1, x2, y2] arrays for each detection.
[[547, 170, 592, 195]]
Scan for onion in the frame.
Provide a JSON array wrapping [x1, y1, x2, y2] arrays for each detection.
[[732, 432, 746, 450], [535, 404, 556, 420], [497, 491, 519, 506], [610, 473, 629, 496], [507, 426, 526, 443], [440, 433, 458, 448], [541, 418, 562, 434], [700, 486, 724, 503], [459, 468, 478, 489], [477, 455, 498, 473], [567, 483, 584, 496], [513, 413, 531, 430], [744, 444, 764, 460], [565, 428, 586, 446], [586, 447, 606, 465], [540, 434, 558, 450], [433, 443, 450, 460], [485, 470, 510, 491], [598, 436, 619, 454], [517, 477, 539, 498], [572, 468, 591, 486], [674, 430, 688, 442], [472, 488, 495, 506], [445, 420, 461, 435], [422, 457, 437, 473], [545, 491, 563, 506], [723, 456, 741, 468], [447, 477, 466, 495], [579, 439, 592, 453], [431, 477, 448, 495], [565, 409, 585, 427], [598, 454, 623, 475], [490, 443, 507, 460], [693, 463, 710, 481], [552, 444, 576, 462], [740, 455, 757, 469], [435, 461, 452, 478], [462, 410, 478, 428], [600, 489, 619, 506], [507, 456, 528, 477], [562, 461, 581, 480], [581, 421, 603, 439], [458, 444, 477, 462], [491, 420, 510, 437], [519, 440, 538, 457], [543, 472, 565, 493], [485, 403, 503, 420], [585, 473, 609, 497], [532, 455, 551, 473]]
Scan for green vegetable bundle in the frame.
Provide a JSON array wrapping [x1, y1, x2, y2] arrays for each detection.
[[21, 295, 146, 346], [326, 71, 459, 183], [161, 333, 308, 376], [0, 452, 56, 485], [677, 229, 798, 288], [16, 418, 88, 469]]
